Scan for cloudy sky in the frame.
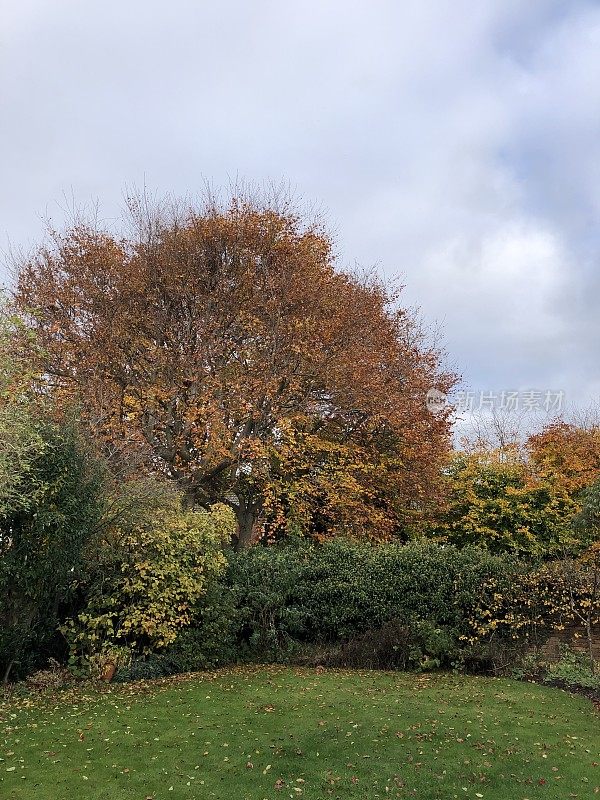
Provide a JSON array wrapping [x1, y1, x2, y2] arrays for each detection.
[[1, 0, 599, 420]]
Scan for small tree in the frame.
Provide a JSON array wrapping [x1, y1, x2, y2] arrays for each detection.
[[430, 447, 576, 556]]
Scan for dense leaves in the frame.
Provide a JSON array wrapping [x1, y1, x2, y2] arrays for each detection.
[[223, 539, 527, 669], [3, 190, 600, 689], [528, 422, 600, 497], [63, 492, 235, 674], [429, 447, 577, 556], [0, 421, 105, 682], [15, 194, 455, 546]]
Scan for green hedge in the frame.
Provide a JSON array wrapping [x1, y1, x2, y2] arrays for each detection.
[[175, 540, 526, 672], [228, 540, 522, 662], [114, 539, 532, 679]]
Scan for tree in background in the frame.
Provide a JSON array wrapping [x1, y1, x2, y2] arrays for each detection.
[[528, 420, 600, 499], [15, 191, 455, 547], [430, 446, 576, 556]]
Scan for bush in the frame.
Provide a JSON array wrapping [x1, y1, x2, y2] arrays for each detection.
[[114, 591, 241, 683], [0, 420, 106, 682], [64, 493, 235, 674], [225, 539, 528, 669], [228, 542, 308, 661], [428, 448, 577, 556], [113, 656, 170, 683], [152, 588, 241, 676], [544, 647, 600, 690]]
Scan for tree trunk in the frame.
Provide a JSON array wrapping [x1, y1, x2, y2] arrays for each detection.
[[586, 615, 596, 675], [2, 660, 16, 686], [181, 489, 197, 511], [235, 503, 255, 551]]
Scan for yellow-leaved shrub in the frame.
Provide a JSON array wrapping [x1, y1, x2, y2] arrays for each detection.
[[62, 491, 234, 675]]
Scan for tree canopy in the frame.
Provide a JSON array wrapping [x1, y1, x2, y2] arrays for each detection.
[[15, 194, 455, 546]]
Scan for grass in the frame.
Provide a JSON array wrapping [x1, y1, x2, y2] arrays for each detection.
[[1, 667, 599, 799]]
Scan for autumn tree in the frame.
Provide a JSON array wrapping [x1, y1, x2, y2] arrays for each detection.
[[15, 192, 455, 547], [430, 446, 576, 556], [527, 421, 600, 498]]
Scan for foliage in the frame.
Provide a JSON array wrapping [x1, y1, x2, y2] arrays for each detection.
[[544, 646, 600, 690], [0, 306, 47, 518], [529, 548, 600, 672], [573, 476, 600, 546], [528, 421, 600, 497], [63, 493, 234, 674], [0, 420, 106, 682], [15, 192, 455, 547], [429, 447, 577, 556], [173, 579, 241, 669], [114, 581, 241, 682], [226, 539, 527, 668], [227, 540, 308, 659]]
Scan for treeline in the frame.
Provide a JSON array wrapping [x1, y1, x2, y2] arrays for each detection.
[[1, 191, 599, 684]]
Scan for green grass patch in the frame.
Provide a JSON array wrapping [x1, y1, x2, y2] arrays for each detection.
[[1, 667, 599, 799]]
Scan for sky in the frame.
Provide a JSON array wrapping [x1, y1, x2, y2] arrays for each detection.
[[1, 0, 599, 426]]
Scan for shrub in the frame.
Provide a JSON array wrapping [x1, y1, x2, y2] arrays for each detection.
[[113, 656, 170, 683], [0, 420, 106, 682], [225, 539, 528, 668], [227, 541, 308, 661], [114, 595, 241, 682], [63, 493, 235, 675], [544, 647, 600, 690]]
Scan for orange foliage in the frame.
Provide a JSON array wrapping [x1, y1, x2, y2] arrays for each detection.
[[15, 194, 455, 546], [527, 422, 600, 496]]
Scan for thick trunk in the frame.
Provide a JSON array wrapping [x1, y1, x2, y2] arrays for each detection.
[[235, 504, 256, 551]]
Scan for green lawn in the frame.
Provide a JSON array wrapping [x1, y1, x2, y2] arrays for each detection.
[[1, 667, 599, 799]]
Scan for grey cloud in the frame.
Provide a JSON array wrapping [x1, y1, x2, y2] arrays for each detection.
[[1, 0, 598, 417]]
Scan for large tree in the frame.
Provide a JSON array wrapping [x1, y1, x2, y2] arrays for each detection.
[[15, 193, 454, 547]]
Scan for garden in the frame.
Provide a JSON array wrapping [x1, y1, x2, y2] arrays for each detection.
[[1, 194, 600, 798]]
